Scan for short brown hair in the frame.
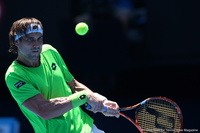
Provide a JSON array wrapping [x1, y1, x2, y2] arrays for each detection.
[[8, 18, 43, 54]]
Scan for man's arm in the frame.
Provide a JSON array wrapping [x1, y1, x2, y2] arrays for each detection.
[[67, 78, 92, 93], [22, 93, 73, 120], [21, 78, 118, 120], [22, 79, 105, 120]]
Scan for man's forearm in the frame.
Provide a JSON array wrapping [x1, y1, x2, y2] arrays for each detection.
[[22, 94, 73, 120], [41, 97, 73, 119], [67, 79, 93, 94], [74, 81, 93, 93]]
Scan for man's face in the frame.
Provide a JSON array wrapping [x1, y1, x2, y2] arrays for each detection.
[[15, 32, 43, 60]]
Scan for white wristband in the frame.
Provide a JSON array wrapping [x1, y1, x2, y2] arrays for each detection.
[[93, 93, 107, 102]]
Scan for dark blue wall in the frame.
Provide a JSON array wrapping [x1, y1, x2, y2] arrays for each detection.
[[0, 0, 199, 132]]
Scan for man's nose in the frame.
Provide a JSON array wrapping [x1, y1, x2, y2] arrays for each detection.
[[33, 39, 42, 46]]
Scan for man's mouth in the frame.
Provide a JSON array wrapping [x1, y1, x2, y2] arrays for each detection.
[[32, 49, 39, 52]]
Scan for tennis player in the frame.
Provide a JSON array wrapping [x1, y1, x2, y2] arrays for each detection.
[[5, 18, 119, 133]]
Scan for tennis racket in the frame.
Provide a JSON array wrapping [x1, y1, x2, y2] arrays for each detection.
[[86, 96, 183, 133]]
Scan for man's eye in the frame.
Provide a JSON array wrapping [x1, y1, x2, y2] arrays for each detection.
[[27, 37, 34, 41], [38, 37, 43, 41]]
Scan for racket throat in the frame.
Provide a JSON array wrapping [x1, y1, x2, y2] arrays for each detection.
[[120, 112, 144, 133]]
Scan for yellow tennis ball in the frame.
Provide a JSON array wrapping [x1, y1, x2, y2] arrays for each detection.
[[75, 22, 89, 36]]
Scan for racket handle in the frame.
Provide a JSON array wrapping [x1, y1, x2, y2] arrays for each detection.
[[86, 104, 108, 112]]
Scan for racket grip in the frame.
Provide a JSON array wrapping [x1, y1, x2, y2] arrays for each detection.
[[86, 104, 108, 112]]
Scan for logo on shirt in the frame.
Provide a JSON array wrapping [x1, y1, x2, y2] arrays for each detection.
[[51, 63, 56, 70], [15, 80, 25, 89], [80, 95, 86, 100]]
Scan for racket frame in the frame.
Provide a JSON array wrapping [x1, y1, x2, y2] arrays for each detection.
[[119, 96, 183, 133]]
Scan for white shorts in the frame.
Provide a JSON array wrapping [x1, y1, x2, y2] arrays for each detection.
[[91, 124, 105, 133]]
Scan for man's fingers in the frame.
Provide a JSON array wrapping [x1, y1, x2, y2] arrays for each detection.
[[89, 101, 104, 112]]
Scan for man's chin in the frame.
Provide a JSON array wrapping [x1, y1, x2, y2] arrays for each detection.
[[30, 55, 40, 60]]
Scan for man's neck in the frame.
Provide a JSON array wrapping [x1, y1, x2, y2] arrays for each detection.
[[16, 57, 40, 67]]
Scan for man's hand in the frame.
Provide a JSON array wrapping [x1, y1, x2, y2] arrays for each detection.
[[86, 91, 105, 112], [102, 100, 120, 118]]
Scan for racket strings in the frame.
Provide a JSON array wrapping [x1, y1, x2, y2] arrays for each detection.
[[137, 99, 181, 133]]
